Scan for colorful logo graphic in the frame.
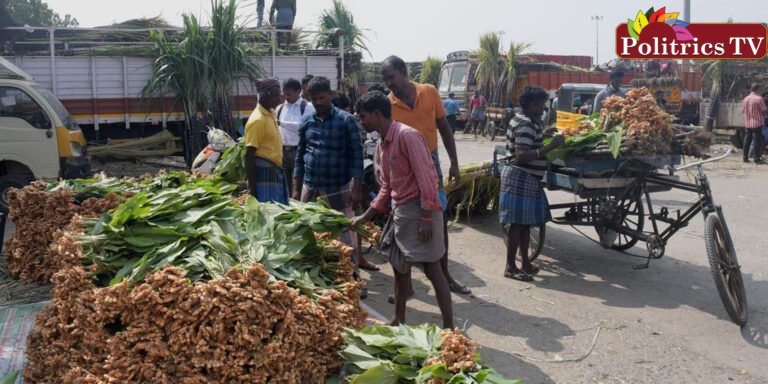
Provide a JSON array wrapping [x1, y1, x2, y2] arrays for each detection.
[[627, 7, 693, 41]]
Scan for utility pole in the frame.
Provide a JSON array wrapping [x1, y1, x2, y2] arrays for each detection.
[[683, 0, 691, 23], [591, 15, 603, 68]]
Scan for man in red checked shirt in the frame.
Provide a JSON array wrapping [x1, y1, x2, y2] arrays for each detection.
[[742, 83, 766, 164], [352, 91, 454, 329]]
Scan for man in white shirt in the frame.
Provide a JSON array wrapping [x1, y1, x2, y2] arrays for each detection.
[[276, 77, 315, 196]]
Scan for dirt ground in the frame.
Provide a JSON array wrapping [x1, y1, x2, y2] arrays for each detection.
[[3, 136, 767, 383], [361, 135, 768, 384]]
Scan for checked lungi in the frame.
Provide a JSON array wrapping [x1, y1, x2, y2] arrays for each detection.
[[247, 157, 289, 205], [499, 165, 551, 226]]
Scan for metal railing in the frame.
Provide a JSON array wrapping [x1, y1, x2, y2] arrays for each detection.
[[1, 26, 346, 84]]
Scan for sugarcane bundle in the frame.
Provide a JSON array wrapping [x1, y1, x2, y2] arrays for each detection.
[[335, 324, 520, 384], [445, 162, 500, 220]]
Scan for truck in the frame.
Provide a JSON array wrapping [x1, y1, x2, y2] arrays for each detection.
[[436, 51, 617, 129], [1, 27, 345, 141], [0, 57, 89, 211]]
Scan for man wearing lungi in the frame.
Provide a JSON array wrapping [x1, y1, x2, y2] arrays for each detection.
[[293, 76, 364, 273], [353, 91, 454, 329], [244, 78, 289, 204], [381, 55, 471, 298], [500, 85, 564, 281]]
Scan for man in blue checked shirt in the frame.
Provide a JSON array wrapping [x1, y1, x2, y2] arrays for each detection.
[[294, 76, 364, 276]]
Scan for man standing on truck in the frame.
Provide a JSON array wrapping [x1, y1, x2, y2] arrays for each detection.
[[275, 78, 314, 197], [244, 78, 289, 204], [593, 69, 626, 114], [443, 93, 460, 134], [741, 83, 766, 164], [380, 55, 472, 299], [270, 0, 296, 48]]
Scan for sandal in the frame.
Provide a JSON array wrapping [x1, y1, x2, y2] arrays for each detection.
[[359, 258, 380, 271], [521, 265, 540, 276], [504, 270, 533, 282], [448, 281, 472, 295]]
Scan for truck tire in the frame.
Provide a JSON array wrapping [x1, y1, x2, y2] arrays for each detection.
[[0, 175, 30, 212]]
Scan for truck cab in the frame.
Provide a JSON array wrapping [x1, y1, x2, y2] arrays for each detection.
[[554, 83, 605, 130], [438, 51, 474, 128], [0, 58, 90, 210]]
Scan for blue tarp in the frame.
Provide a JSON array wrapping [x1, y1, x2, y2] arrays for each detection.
[[0, 302, 48, 384]]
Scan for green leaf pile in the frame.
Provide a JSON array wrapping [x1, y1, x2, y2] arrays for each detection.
[[74, 176, 367, 296], [337, 324, 521, 384]]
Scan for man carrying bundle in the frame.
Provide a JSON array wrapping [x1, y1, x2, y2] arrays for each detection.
[[244, 77, 289, 204], [353, 91, 454, 329]]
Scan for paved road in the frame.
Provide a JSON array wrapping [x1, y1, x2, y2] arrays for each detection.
[[362, 134, 768, 383]]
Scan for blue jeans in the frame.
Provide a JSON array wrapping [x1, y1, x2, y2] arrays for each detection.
[[431, 150, 448, 210]]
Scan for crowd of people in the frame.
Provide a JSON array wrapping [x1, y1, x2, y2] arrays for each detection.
[[244, 56, 472, 327], [242, 56, 767, 327]]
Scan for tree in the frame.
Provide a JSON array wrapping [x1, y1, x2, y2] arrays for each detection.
[[419, 56, 441, 87], [315, 0, 369, 54], [6, 0, 78, 27], [141, 0, 263, 166], [701, 19, 733, 132], [702, 59, 726, 132], [474, 32, 503, 103], [501, 41, 531, 101]]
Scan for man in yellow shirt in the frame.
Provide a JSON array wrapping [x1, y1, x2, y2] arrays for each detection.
[[245, 78, 288, 204], [381, 55, 471, 298]]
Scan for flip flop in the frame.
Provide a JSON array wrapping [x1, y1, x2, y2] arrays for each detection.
[[448, 281, 472, 295], [359, 259, 380, 271], [504, 270, 533, 282]]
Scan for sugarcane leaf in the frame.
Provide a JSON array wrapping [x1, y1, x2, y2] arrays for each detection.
[[0, 370, 19, 384], [390, 364, 420, 379], [483, 368, 524, 384], [109, 262, 135, 286], [349, 364, 399, 384], [417, 363, 453, 381], [340, 345, 380, 369], [606, 129, 624, 159]]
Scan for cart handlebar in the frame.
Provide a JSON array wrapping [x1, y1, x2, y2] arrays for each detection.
[[674, 149, 733, 172]]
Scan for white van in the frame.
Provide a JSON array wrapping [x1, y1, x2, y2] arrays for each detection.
[[0, 58, 90, 210]]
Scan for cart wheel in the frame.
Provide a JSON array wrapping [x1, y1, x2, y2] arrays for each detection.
[[487, 121, 496, 140], [704, 214, 748, 326], [594, 195, 645, 251], [502, 224, 546, 262]]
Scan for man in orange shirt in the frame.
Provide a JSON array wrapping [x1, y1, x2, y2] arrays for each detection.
[[381, 55, 471, 297]]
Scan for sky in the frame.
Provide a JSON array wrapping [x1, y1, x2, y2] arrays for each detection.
[[43, 0, 768, 63]]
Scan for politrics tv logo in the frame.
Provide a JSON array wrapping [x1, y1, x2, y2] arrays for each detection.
[[616, 6, 767, 60]]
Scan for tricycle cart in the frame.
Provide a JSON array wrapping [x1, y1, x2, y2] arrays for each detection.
[[492, 147, 748, 326], [481, 106, 511, 141]]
